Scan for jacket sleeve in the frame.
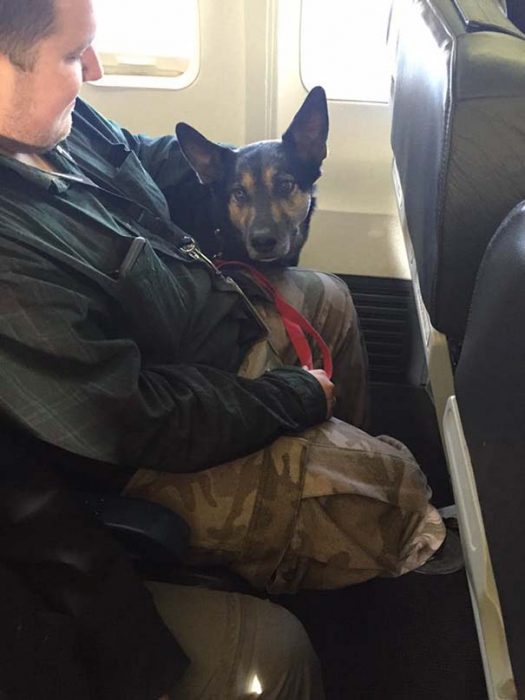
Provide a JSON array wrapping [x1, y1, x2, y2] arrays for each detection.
[[0, 261, 327, 474], [0, 430, 188, 700]]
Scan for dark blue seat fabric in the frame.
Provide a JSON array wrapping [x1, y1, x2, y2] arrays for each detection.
[[455, 201, 525, 697]]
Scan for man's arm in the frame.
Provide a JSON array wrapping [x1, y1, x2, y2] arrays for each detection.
[[0, 263, 327, 474]]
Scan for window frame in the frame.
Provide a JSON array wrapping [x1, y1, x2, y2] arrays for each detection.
[[299, 0, 392, 104], [90, 0, 200, 90]]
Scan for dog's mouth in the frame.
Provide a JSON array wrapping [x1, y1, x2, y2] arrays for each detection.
[[252, 254, 280, 263], [247, 234, 291, 262], [247, 247, 289, 263]]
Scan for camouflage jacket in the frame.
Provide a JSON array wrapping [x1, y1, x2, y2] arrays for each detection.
[[0, 99, 326, 474]]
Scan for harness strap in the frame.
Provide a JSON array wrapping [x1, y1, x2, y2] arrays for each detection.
[[216, 261, 333, 379]]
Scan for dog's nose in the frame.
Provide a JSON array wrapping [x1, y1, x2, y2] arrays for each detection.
[[251, 231, 278, 253]]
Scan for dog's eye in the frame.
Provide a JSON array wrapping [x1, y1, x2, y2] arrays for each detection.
[[275, 180, 296, 197], [231, 187, 249, 204]]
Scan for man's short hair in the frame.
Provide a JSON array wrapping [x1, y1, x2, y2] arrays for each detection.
[[0, 0, 56, 70]]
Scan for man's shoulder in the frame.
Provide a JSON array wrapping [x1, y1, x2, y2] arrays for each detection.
[[68, 98, 130, 152]]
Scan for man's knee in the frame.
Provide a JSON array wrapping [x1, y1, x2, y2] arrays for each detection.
[[147, 583, 325, 699], [240, 597, 325, 700], [274, 267, 353, 308]]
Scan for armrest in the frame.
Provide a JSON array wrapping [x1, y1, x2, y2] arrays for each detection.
[[80, 493, 191, 564]]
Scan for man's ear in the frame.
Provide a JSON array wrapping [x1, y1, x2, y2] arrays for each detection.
[[175, 123, 232, 184], [282, 86, 329, 169]]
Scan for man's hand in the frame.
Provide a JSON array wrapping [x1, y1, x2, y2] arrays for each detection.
[[304, 368, 335, 419]]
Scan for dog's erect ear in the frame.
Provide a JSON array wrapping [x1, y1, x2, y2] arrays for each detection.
[[175, 123, 232, 184], [282, 86, 329, 168]]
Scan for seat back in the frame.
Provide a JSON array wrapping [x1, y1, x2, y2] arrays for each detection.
[[390, 0, 525, 345], [454, 201, 525, 697]]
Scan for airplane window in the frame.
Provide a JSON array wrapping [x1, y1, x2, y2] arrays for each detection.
[[300, 0, 391, 102], [91, 0, 199, 88]]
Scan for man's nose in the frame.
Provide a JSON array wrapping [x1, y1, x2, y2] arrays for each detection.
[[82, 46, 104, 82]]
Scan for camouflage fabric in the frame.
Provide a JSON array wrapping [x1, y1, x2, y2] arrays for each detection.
[[124, 268, 445, 592], [235, 267, 369, 428]]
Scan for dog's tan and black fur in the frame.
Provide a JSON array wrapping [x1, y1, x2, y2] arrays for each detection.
[[170, 86, 328, 266]]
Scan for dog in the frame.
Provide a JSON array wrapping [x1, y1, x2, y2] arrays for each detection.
[[170, 86, 328, 266]]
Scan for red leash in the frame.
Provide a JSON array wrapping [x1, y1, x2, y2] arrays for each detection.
[[216, 261, 333, 379]]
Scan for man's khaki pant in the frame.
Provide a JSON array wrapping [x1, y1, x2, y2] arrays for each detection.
[[127, 268, 446, 593], [148, 582, 325, 699]]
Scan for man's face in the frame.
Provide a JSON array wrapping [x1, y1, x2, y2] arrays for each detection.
[[0, 0, 103, 154]]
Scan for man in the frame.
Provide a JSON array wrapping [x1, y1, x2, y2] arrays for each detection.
[[0, 0, 458, 693]]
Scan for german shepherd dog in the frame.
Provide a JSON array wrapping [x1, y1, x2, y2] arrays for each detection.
[[171, 86, 328, 266]]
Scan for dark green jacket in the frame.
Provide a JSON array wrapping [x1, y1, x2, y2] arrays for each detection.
[[0, 99, 325, 474]]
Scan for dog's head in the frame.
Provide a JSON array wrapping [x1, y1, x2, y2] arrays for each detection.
[[175, 86, 328, 264]]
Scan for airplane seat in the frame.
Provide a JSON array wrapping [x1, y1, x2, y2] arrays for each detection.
[[388, 2, 525, 697], [80, 491, 191, 565], [81, 491, 255, 593], [389, 0, 525, 356], [446, 200, 525, 699]]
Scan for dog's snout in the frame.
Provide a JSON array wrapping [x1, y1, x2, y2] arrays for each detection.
[[251, 229, 278, 253]]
